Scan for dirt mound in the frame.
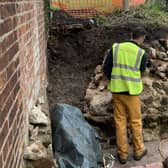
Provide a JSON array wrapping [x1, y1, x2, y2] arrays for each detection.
[[47, 22, 168, 110]]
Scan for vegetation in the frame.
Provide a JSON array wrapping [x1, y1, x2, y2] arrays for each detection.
[[94, 2, 168, 27]]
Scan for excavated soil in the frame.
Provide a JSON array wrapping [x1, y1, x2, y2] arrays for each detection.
[[47, 21, 168, 110]]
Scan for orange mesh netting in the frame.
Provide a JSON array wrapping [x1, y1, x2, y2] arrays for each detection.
[[50, 0, 146, 18]]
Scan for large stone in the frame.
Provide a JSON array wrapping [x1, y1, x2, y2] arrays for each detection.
[[89, 91, 112, 116], [23, 141, 48, 160], [29, 106, 49, 126]]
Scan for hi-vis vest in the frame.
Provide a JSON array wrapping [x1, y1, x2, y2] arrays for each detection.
[[108, 42, 145, 95]]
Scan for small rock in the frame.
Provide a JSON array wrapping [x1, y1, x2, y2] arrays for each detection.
[[47, 85, 53, 92], [94, 73, 103, 82], [151, 40, 162, 50], [88, 82, 97, 89], [30, 127, 39, 141], [142, 77, 153, 87], [38, 96, 46, 104], [147, 108, 159, 114], [159, 38, 168, 50], [98, 85, 106, 91], [142, 95, 154, 105], [23, 141, 48, 160], [94, 65, 102, 74], [163, 82, 168, 94], [161, 96, 168, 105], [156, 51, 167, 60], [29, 106, 49, 126], [29, 124, 34, 133], [150, 47, 157, 59], [152, 81, 163, 90]]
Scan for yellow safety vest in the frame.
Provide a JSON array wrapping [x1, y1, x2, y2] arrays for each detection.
[[108, 42, 145, 95]]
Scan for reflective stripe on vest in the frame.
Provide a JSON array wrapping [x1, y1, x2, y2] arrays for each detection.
[[113, 43, 143, 73]]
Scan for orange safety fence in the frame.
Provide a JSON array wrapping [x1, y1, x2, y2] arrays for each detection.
[[50, 0, 146, 18]]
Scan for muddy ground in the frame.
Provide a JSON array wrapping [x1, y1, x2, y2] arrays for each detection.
[[47, 22, 168, 110]]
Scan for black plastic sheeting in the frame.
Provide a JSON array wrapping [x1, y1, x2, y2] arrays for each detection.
[[51, 104, 103, 168]]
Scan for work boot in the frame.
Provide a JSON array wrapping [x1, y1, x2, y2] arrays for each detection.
[[134, 149, 147, 161], [117, 153, 128, 164]]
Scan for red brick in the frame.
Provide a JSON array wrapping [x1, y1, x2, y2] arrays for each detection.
[[0, 18, 16, 36], [13, 81, 20, 96], [0, 4, 16, 19], [20, 12, 32, 24], [0, 121, 8, 150], [6, 42, 19, 61], [2, 139, 9, 162], [7, 57, 19, 80], [0, 54, 8, 72], [4, 148, 13, 168], [0, 154, 2, 168], [0, 71, 18, 111], [17, 23, 29, 37], [7, 130, 13, 150], [1, 30, 17, 54], [15, 3, 22, 13], [0, 71, 6, 91], [0, 93, 13, 126], [0, 100, 10, 128]]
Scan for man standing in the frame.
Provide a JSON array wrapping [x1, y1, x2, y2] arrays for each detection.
[[103, 27, 148, 164]]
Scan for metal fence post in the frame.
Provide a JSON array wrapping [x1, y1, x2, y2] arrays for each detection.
[[123, 0, 129, 11]]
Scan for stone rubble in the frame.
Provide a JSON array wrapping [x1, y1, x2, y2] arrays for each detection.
[[29, 106, 49, 126], [84, 38, 168, 144], [23, 140, 48, 161], [24, 93, 58, 168]]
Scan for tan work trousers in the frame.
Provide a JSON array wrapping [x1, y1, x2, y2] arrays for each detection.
[[113, 94, 144, 158]]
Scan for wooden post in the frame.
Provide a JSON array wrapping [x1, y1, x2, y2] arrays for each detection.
[[123, 0, 129, 11]]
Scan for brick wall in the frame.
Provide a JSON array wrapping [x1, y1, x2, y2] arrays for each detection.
[[0, 1, 47, 168]]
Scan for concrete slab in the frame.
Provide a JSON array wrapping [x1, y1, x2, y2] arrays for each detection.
[[103, 141, 166, 168]]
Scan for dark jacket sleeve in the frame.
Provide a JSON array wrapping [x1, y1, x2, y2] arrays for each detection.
[[103, 49, 113, 80], [140, 52, 149, 72]]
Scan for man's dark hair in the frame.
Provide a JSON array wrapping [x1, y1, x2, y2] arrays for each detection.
[[132, 27, 146, 39]]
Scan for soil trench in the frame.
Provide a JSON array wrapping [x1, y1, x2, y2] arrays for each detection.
[[47, 23, 168, 110]]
